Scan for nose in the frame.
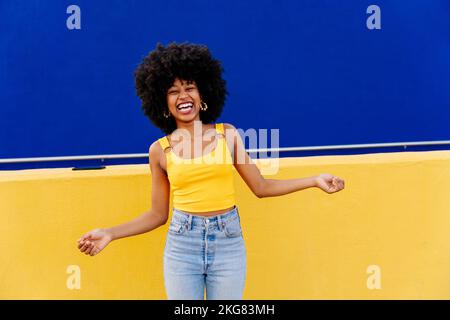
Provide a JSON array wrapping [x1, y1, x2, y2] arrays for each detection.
[[178, 88, 191, 100]]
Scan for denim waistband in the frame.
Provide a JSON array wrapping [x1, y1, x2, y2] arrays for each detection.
[[171, 205, 239, 230]]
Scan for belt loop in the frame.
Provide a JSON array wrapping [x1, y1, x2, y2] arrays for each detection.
[[187, 214, 193, 230], [217, 214, 224, 231]]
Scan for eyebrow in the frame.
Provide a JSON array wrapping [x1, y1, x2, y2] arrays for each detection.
[[181, 80, 195, 85], [168, 80, 196, 89]]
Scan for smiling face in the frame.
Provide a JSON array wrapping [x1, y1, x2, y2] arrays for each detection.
[[166, 78, 202, 123]]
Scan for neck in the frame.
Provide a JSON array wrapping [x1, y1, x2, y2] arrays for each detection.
[[175, 119, 205, 138]]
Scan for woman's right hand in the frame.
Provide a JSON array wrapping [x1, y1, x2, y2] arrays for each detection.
[[77, 228, 113, 256]]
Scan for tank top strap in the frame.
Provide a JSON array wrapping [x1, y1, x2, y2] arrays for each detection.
[[215, 123, 225, 136], [215, 123, 234, 161], [158, 136, 171, 152]]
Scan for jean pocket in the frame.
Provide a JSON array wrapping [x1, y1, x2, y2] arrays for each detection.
[[168, 220, 187, 235], [224, 216, 242, 238]]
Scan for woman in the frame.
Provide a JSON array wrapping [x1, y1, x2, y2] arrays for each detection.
[[77, 42, 345, 300]]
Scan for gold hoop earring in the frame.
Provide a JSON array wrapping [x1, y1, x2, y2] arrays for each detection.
[[163, 110, 171, 118], [200, 101, 208, 111]]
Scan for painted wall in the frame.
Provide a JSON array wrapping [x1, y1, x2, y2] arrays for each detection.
[[1, 1, 449, 169], [2, 150, 450, 299]]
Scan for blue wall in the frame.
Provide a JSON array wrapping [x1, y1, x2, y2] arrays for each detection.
[[1, 0, 449, 169]]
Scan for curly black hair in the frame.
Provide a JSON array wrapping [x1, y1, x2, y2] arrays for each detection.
[[134, 42, 228, 134]]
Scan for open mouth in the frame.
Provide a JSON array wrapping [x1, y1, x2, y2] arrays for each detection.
[[176, 102, 194, 114]]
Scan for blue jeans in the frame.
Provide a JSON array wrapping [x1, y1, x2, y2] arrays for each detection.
[[163, 205, 247, 300]]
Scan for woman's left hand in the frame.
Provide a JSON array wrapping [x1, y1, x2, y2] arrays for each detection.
[[315, 173, 345, 194]]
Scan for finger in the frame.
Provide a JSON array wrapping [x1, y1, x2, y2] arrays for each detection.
[[78, 236, 89, 243], [79, 243, 88, 252], [79, 234, 91, 243], [86, 244, 96, 255], [80, 241, 90, 252], [89, 245, 99, 256], [80, 241, 92, 253], [90, 247, 100, 256], [84, 243, 94, 255], [89, 247, 97, 256], [78, 240, 92, 250], [331, 182, 339, 192], [333, 178, 341, 187]]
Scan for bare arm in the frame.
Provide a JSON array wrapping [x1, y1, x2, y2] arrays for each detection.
[[223, 123, 345, 198], [257, 176, 318, 197], [77, 141, 170, 255], [104, 141, 170, 240]]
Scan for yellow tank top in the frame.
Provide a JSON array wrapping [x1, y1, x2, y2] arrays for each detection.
[[157, 123, 236, 212]]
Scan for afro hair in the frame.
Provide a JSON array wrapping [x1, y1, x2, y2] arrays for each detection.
[[134, 42, 228, 134]]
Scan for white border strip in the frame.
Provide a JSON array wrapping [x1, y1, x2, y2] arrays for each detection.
[[1, 140, 450, 164]]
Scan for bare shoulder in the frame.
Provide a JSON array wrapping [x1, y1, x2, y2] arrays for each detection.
[[222, 123, 241, 157], [149, 139, 164, 165], [223, 122, 243, 141], [222, 122, 238, 137], [149, 139, 163, 155], [223, 122, 237, 131]]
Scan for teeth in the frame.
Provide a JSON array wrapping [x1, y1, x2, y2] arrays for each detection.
[[177, 102, 193, 109]]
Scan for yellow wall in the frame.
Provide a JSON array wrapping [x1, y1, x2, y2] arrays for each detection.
[[1, 151, 450, 299]]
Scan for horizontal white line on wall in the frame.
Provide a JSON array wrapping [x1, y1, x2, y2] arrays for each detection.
[[1, 140, 450, 164]]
